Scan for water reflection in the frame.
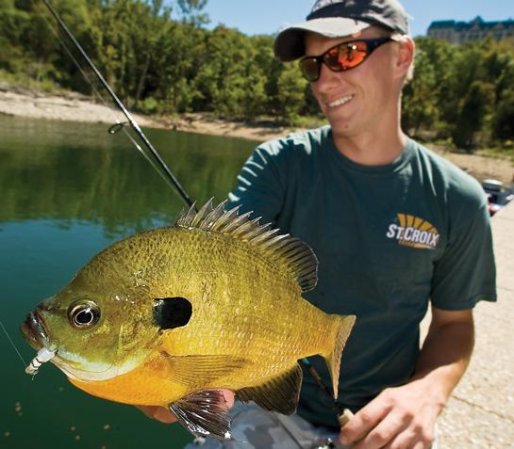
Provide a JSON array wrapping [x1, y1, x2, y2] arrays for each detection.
[[0, 115, 255, 231], [0, 115, 256, 448]]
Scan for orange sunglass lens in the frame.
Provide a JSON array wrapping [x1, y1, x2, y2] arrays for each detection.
[[327, 43, 368, 70]]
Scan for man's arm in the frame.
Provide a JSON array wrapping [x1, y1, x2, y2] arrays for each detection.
[[340, 306, 474, 449]]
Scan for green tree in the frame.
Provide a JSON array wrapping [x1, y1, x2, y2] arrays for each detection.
[[151, 21, 206, 113], [192, 25, 268, 119], [427, 39, 468, 139], [493, 87, 514, 141], [0, 0, 31, 72], [482, 40, 514, 142], [275, 63, 309, 123], [175, 0, 209, 27], [453, 80, 495, 150], [402, 43, 439, 136]]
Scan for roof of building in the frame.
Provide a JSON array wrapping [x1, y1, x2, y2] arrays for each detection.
[[428, 16, 514, 32]]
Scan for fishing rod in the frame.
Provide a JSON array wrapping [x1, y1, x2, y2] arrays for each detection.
[[41, 1, 353, 445], [42, 0, 193, 209]]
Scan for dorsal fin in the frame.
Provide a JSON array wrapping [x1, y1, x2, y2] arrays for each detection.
[[175, 199, 318, 292]]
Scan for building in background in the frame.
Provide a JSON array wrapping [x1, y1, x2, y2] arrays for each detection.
[[427, 16, 514, 44]]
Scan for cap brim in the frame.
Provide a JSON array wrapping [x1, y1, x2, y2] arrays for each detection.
[[274, 18, 371, 62]]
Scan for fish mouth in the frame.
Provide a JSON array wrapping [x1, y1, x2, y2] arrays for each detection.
[[20, 309, 50, 350], [21, 309, 59, 375]]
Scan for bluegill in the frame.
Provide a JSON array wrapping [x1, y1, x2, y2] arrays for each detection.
[[21, 200, 355, 439]]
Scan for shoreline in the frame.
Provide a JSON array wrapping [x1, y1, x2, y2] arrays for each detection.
[[0, 86, 293, 143], [1, 86, 512, 185]]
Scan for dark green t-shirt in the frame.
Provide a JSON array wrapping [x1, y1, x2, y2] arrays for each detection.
[[227, 126, 496, 428]]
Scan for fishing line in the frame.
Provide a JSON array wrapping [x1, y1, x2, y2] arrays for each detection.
[[35, 4, 108, 111], [35, 2, 157, 172], [0, 318, 28, 368], [38, 0, 187, 205], [35, 3, 153, 174], [40, 0, 194, 208], [35, 2, 156, 179]]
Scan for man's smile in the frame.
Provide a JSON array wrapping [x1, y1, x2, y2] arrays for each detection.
[[327, 95, 354, 108]]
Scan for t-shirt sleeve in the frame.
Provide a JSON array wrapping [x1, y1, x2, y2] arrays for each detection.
[[430, 203, 497, 309], [226, 141, 288, 225]]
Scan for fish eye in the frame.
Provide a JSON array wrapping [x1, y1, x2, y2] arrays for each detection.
[[68, 301, 101, 329]]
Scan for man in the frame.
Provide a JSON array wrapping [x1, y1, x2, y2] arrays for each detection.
[[142, 1, 496, 447]]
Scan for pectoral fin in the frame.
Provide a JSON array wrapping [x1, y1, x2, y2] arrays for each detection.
[[237, 364, 303, 415], [170, 390, 232, 440], [162, 353, 248, 386]]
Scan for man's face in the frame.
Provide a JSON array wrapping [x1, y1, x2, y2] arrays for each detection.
[[305, 27, 403, 138]]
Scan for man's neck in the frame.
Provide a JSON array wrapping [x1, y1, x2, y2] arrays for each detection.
[[334, 133, 407, 165], [332, 127, 407, 166]]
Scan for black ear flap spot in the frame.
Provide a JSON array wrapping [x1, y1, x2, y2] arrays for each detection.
[[153, 297, 193, 330]]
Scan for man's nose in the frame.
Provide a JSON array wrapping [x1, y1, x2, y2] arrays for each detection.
[[315, 63, 341, 90]]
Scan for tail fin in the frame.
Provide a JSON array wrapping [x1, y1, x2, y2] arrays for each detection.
[[323, 314, 356, 399]]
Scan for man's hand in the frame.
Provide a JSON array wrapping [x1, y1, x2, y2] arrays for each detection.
[[339, 379, 440, 448], [136, 390, 236, 424], [340, 307, 474, 448], [136, 405, 178, 423]]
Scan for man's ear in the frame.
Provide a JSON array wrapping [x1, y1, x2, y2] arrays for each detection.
[[394, 36, 415, 82]]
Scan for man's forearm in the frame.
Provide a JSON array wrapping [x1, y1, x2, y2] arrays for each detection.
[[412, 307, 475, 407]]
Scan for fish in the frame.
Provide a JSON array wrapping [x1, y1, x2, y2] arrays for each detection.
[[20, 199, 356, 439]]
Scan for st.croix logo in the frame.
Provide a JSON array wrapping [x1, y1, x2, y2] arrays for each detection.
[[386, 214, 440, 250]]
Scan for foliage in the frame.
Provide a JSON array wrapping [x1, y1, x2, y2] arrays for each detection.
[[401, 44, 439, 136], [1, 0, 513, 152], [405, 36, 514, 150], [452, 80, 495, 150]]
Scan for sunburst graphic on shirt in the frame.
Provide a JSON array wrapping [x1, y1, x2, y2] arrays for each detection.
[[386, 214, 440, 250]]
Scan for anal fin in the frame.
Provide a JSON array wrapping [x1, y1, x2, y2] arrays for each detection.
[[237, 364, 303, 415], [170, 390, 233, 440]]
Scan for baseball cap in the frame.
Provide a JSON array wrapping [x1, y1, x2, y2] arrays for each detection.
[[274, 0, 410, 61]]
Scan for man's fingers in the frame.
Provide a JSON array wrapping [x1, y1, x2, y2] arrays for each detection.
[[352, 412, 409, 449], [135, 389, 235, 424], [136, 405, 177, 423], [339, 401, 388, 446], [220, 389, 236, 409], [382, 429, 428, 449]]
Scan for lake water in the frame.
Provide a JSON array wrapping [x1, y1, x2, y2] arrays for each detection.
[[0, 114, 257, 448]]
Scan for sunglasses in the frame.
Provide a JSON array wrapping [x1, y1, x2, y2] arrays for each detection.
[[299, 37, 394, 82]]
